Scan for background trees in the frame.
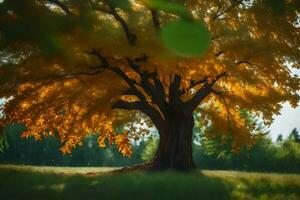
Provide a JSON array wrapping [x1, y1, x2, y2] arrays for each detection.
[[1, 124, 300, 173]]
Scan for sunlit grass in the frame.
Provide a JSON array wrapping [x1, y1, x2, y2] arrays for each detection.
[[0, 165, 299, 200], [203, 170, 300, 200], [0, 164, 117, 175]]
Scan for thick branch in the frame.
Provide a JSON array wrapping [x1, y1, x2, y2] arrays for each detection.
[[87, 50, 146, 102], [185, 72, 227, 114], [148, 74, 168, 117], [86, 49, 109, 67], [153, 76, 166, 102], [88, 51, 166, 129], [188, 77, 208, 90], [109, 6, 137, 45], [112, 68, 147, 102], [88, 1, 136, 45], [169, 74, 182, 101], [112, 100, 142, 110], [126, 57, 168, 117], [112, 100, 165, 131]]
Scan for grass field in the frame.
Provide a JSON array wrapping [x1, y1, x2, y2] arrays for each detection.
[[0, 165, 300, 200]]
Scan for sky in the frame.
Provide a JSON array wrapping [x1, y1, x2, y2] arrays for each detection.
[[268, 67, 300, 140], [269, 103, 300, 141], [268, 68, 300, 140]]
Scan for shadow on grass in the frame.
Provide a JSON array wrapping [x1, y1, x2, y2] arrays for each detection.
[[2, 167, 300, 200], [0, 169, 232, 200]]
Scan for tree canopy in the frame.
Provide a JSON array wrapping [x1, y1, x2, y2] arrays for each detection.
[[0, 0, 299, 159]]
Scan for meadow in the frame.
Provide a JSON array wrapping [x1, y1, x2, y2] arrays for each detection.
[[0, 165, 300, 200]]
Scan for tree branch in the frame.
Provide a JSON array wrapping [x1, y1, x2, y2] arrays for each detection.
[[185, 72, 227, 114], [87, 51, 166, 129], [86, 49, 109, 67], [126, 57, 168, 117], [88, 0, 112, 14], [31, 68, 105, 83], [188, 77, 208, 90], [212, 0, 242, 20], [109, 6, 137, 45], [47, 0, 72, 15], [150, 9, 160, 32], [87, 50, 146, 102], [112, 100, 165, 131], [89, 1, 137, 45], [215, 50, 224, 58], [153, 76, 166, 102], [169, 74, 182, 101], [112, 100, 142, 110], [235, 60, 263, 68], [212, 89, 232, 132]]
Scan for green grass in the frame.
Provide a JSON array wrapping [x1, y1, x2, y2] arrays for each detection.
[[0, 164, 117, 175], [0, 165, 300, 200]]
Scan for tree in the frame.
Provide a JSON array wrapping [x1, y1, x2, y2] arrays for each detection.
[[193, 109, 270, 169], [276, 134, 283, 144], [288, 128, 300, 143], [0, 0, 299, 170]]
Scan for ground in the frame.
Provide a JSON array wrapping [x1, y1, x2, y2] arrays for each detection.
[[0, 165, 300, 200]]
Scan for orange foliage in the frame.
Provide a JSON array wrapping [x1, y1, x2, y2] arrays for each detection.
[[0, 0, 299, 155]]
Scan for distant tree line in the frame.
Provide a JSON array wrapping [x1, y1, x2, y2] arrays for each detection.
[[0, 124, 145, 167], [193, 128, 300, 173], [1, 124, 300, 173]]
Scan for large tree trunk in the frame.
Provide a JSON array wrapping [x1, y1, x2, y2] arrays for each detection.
[[150, 115, 196, 171], [95, 51, 226, 172]]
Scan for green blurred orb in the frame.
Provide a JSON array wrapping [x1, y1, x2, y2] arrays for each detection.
[[160, 20, 211, 57]]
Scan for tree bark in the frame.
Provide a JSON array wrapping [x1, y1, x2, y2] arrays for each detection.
[[150, 115, 196, 171]]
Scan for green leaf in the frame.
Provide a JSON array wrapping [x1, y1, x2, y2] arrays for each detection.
[[160, 20, 211, 57]]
